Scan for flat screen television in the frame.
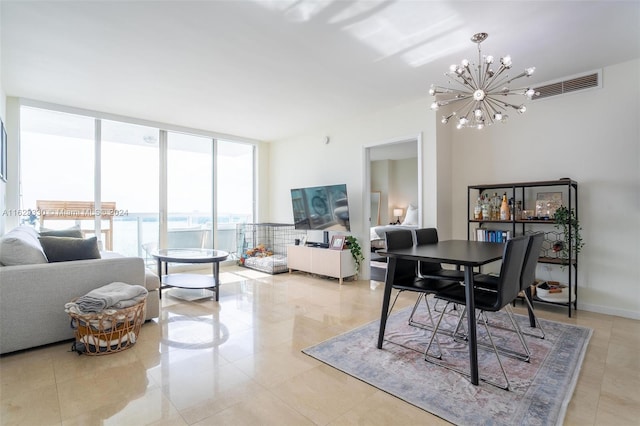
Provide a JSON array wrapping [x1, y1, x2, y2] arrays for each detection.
[[290, 184, 350, 232]]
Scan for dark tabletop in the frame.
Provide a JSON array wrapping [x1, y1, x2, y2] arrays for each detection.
[[379, 240, 504, 266]]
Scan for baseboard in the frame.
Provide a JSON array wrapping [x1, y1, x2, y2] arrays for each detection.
[[577, 302, 640, 320]]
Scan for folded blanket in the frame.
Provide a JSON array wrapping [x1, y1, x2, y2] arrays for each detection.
[[73, 282, 148, 313]]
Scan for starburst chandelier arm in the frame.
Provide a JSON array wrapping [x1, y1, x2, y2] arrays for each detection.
[[481, 62, 513, 93], [503, 67, 536, 84], [484, 85, 538, 100], [431, 93, 474, 109], [442, 74, 476, 93], [452, 71, 477, 91], [455, 99, 477, 125], [495, 98, 527, 114], [484, 66, 535, 94], [478, 57, 492, 90], [484, 97, 509, 118]]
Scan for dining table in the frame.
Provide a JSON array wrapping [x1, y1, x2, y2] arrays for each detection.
[[377, 239, 505, 386]]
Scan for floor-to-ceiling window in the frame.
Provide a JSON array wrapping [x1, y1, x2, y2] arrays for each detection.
[[19, 104, 256, 259], [167, 132, 213, 250], [19, 107, 95, 228], [216, 140, 255, 256], [102, 120, 160, 258]]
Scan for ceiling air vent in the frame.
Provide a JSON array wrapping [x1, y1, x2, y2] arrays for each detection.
[[532, 71, 601, 100]]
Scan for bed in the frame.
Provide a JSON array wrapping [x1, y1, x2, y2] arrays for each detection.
[[369, 204, 418, 253], [370, 204, 419, 250], [370, 224, 418, 250]]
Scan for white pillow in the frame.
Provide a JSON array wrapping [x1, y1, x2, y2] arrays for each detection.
[[0, 226, 48, 266], [401, 205, 419, 226]]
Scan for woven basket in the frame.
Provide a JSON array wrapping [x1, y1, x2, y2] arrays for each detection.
[[68, 299, 146, 355]]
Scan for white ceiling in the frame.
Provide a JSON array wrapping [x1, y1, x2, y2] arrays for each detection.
[[2, 1, 639, 142]]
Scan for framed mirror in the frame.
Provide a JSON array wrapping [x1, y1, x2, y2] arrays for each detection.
[[371, 191, 381, 226]]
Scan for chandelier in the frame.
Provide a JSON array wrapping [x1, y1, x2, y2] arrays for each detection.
[[429, 32, 537, 130]]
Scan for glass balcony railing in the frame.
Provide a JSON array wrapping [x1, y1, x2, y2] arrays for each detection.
[[111, 212, 248, 262]]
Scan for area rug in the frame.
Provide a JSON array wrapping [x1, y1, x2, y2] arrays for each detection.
[[303, 299, 592, 425]]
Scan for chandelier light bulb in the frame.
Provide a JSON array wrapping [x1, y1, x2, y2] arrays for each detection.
[[429, 32, 535, 130]]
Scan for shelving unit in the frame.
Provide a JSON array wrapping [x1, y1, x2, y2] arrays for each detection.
[[467, 178, 579, 317]]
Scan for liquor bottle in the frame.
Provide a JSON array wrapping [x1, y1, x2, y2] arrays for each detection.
[[474, 197, 482, 220], [500, 193, 510, 221], [492, 193, 500, 220], [481, 195, 489, 221]]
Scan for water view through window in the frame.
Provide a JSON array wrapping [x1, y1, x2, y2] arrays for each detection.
[[19, 106, 256, 260]]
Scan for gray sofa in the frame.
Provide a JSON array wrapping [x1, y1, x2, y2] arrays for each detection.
[[0, 226, 160, 354]]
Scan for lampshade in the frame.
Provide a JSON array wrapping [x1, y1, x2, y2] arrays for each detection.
[[393, 208, 403, 217]]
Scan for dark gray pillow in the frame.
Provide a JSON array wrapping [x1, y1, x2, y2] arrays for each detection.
[[38, 236, 102, 263], [39, 225, 83, 238]]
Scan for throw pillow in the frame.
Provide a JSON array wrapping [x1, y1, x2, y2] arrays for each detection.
[[0, 226, 48, 266], [38, 236, 102, 263], [401, 204, 419, 226], [39, 225, 83, 238]]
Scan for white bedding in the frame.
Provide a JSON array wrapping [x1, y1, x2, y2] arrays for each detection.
[[370, 225, 418, 241]]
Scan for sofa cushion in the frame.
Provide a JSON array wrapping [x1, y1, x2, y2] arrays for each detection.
[[0, 226, 48, 266], [39, 225, 83, 238], [39, 236, 102, 263]]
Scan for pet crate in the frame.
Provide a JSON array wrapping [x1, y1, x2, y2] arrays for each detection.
[[236, 223, 306, 274]]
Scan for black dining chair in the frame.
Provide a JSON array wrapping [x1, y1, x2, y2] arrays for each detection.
[[474, 232, 546, 339], [424, 235, 529, 390], [383, 229, 460, 340], [414, 228, 466, 281], [408, 228, 466, 328]]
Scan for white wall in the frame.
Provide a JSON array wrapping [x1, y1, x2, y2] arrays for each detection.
[[371, 158, 418, 224], [269, 59, 640, 319], [268, 99, 443, 274]]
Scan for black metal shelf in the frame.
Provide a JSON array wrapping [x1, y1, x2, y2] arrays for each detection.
[[467, 179, 579, 317]]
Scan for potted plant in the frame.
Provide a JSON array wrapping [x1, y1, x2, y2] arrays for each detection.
[[553, 206, 584, 265], [345, 235, 364, 277]]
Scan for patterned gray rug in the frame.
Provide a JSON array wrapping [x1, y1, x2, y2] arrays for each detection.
[[303, 299, 592, 425]]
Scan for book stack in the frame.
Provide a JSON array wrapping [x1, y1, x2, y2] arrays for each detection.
[[475, 228, 512, 243]]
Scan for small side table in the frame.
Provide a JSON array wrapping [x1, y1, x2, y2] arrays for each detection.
[[152, 248, 229, 301]]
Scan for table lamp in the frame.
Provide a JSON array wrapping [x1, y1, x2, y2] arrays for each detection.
[[393, 208, 403, 224]]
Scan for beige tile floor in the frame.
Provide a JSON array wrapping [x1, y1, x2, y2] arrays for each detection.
[[1, 265, 639, 425]]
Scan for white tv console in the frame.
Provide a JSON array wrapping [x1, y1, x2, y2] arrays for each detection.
[[287, 245, 357, 284]]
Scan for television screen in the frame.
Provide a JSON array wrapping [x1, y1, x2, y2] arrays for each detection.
[[290, 184, 350, 232]]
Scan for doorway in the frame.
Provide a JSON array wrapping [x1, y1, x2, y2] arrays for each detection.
[[363, 135, 423, 281]]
